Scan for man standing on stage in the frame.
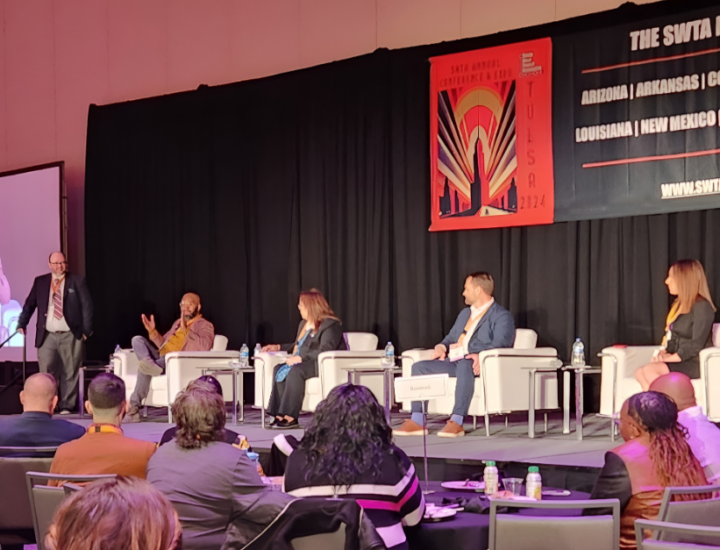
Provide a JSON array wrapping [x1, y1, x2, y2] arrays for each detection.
[[394, 272, 515, 438], [17, 252, 93, 414], [125, 292, 214, 423]]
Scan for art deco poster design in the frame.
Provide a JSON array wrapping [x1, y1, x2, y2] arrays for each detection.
[[429, 38, 555, 231]]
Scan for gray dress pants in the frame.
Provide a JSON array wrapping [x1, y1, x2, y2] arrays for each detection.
[[37, 331, 83, 411]]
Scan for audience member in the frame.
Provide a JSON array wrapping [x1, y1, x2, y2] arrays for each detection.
[[284, 384, 425, 550], [147, 382, 270, 550], [45, 476, 181, 550], [650, 372, 720, 483], [263, 289, 344, 429], [126, 292, 214, 422], [635, 259, 716, 390], [49, 373, 156, 482], [159, 375, 247, 448], [0, 373, 84, 453], [588, 391, 708, 549]]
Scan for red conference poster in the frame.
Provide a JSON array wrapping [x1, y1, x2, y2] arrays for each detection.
[[429, 38, 554, 231]]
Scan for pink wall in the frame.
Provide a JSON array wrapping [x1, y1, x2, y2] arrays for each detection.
[[0, 0, 659, 273]]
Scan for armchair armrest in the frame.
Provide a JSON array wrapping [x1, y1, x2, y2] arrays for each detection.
[[317, 350, 386, 399], [164, 350, 241, 361], [254, 351, 289, 408], [477, 347, 558, 359]]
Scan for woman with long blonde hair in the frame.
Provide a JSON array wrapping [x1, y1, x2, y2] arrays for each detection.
[[263, 289, 344, 429], [635, 259, 716, 390]]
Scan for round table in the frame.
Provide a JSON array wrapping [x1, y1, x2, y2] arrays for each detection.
[[405, 481, 590, 550]]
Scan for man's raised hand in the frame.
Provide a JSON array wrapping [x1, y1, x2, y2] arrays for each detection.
[[141, 314, 156, 333]]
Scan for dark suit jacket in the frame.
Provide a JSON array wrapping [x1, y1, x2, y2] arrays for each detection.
[[440, 301, 516, 353], [0, 411, 86, 455], [281, 318, 346, 368], [666, 298, 715, 363], [17, 272, 93, 347]]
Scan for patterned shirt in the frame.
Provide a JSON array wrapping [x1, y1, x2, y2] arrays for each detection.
[[284, 444, 425, 550]]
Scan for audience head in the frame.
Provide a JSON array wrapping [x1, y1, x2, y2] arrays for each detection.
[[621, 392, 707, 491], [20, 373, 58, 414], [649, 372, 697, 412], [48, 251, 68, 277], [86, 373, 127, 425], [180, 292, 201, 321], [188, 375, 223, 397], [298, 288, 338, 328], [172, 382, 226, 449], [299, 383, 394, 486], [464, 272, 494, 305], [666, 259, 716, 314], [46, 476, 181, 550]]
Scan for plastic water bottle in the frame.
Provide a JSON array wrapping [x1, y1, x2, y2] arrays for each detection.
[[384, 341, 395, 366], [114, 344, 122, 354], [246, 451, 263, 475], [484, 460, 499, 495], [240, 343, 250, 368], [571, 338, 585, 366], [526, 466, 542, 499], [254, 343, 262, 357]]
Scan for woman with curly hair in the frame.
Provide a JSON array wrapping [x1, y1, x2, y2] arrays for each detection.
[[284, 384, 425, 550], [46, 476, 182, 550], [146, 381, 267, 550], [588, 391, 709, 549]]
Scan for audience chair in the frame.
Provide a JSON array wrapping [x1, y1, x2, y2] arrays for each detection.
[[635, 520, 720, 550], [254, 332, 382, 412], [26, 471, 117, 550], [400, 329, 559, 430], [488, 498, 620, 550], [599, 324, 720, 418], [114, 334, 239, 422], [0, 453, 54, 548], [651, 485, 720, 545], [290, 524, 346, 550]]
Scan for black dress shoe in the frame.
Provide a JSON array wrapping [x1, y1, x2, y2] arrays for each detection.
[[273, 418, 301, 430]]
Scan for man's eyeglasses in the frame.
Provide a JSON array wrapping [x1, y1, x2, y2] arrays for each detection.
[[50, 261, 67, 266]]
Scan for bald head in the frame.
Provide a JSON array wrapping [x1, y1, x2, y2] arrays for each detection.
[[180, 292, 201, 321], [649, 372, 697, 411], [20, 373, 59, 414]]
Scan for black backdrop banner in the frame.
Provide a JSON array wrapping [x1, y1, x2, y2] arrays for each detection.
[[85, 0, 720, 410], [554, 5, 720, 221]]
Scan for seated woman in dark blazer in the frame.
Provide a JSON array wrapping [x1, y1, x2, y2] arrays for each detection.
[[635, 259, 716, 391], [588, 391, 708, 549], [263, 289, 344, 429]]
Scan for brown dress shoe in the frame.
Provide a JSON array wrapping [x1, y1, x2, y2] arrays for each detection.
[[123, 405, 141, 424], [437, 420, 465, 438], [393, 419, 429, 436]]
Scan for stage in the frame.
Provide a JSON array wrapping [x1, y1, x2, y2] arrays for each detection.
[[30, 408, 616, 492]]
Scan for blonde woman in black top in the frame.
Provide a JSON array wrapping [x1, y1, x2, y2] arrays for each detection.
[[635, 259, 716, 390]]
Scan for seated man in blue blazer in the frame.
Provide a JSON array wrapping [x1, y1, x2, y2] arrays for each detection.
[[0, 373, 85, 455], [394, 272, 515, 438]]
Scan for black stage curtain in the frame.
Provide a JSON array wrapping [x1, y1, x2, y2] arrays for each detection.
[[85, 0, 720, 410]]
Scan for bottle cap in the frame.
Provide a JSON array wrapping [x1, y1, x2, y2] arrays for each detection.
[[485, 460, 496, 466], [528, 466, 539, 472], [246, 451, 259, 460]]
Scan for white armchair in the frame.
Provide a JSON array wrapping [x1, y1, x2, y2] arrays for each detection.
[[113, 335, 239, 422], [400, 329, 559, 427], [600, 324, 720, 419], [253, 332, 385, 413]]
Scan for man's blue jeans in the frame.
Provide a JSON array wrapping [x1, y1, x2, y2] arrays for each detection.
[[410, 357, 475, 421]]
